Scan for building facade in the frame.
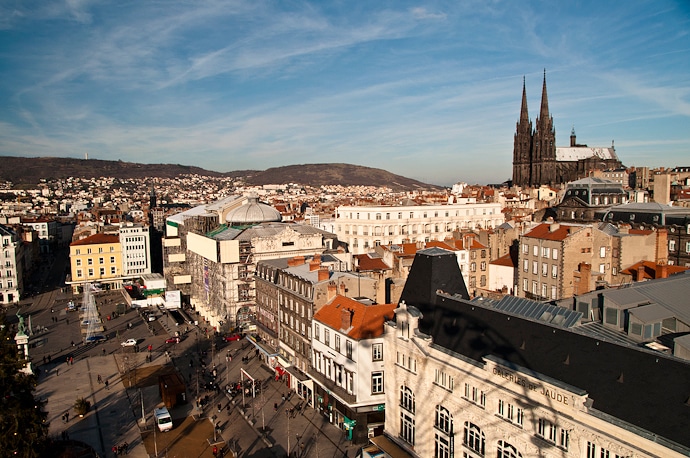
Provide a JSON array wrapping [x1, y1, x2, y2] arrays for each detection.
[[311, 295, 395, 443], [381, 300, 690, 458], [68, 233, 123, 293], [0, 224, 24, 304], [324, 203, 504, 255], [119, 222, 152, 277]]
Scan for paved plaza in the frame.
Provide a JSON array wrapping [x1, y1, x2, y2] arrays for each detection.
[[19, 287, 361, 458]]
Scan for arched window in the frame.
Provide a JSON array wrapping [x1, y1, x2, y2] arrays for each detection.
[[497, 440, 522, 458], [400, 386, 415, 445], [435, 406, 454, 458], [435, 405, 452, 434], [400, 386, 415, 413], [463, 421, 484, 456]]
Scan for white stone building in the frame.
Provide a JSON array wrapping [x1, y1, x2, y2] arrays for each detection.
[[311, 295, 396, 443], [321, 203, 504, 255], [119, 223, 152, 277]]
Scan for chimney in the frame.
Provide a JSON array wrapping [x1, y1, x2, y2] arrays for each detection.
[[318, 267, 329, 282], [549, 223, 560, 232], [637, 264, 646, 281], [339, 282, 347, 296], [341, 308, 352, 331], [327, 281, 337, 301], [309, 259, 320, 271], [656, 262, 669, 279]]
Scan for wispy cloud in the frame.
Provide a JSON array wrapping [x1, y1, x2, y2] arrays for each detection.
[[0, 0, 688, 185]]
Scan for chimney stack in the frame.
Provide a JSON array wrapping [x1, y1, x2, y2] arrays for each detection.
[[309, 259, 320, 271], [637, 264, 646, 281], [318, 267, 329, 282], [327, 281, 337, 301], [341, 308, 352, 331]]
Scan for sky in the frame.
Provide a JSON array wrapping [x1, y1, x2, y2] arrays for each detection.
[[1, 1, 689, 187]]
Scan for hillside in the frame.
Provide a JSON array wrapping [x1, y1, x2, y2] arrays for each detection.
[[0, 156, 440, 191]]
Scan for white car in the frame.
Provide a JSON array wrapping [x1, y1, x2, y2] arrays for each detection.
[[121, 338, 138, 347]]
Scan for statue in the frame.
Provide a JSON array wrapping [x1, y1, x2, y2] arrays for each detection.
[[16, 310, 26, 336]]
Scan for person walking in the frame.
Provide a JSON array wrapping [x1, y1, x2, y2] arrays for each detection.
[[105, 379, 109, 390], [97, 374, 102, 383]]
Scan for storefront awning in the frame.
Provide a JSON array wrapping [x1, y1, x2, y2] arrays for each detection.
[[369, 435, 415, 458]]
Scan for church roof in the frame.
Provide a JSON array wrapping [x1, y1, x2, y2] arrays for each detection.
[[556, 146, 619, 162]]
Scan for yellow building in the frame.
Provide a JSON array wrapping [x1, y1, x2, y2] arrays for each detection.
[[68, 233, 123, 293]]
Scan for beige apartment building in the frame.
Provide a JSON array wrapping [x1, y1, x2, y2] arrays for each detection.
[[322, 202, 504, 255]]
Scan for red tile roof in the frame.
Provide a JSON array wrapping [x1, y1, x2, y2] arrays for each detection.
[[491, 252, 516, 268], [314, 295, 396, 340], [524, 223, 579, 241], [620, 261, 688, 280], [71, 233, 120, 246], [355, 254, 391, 271]]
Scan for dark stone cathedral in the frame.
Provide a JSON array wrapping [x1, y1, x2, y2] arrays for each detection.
[[512, 72, 623, 188]]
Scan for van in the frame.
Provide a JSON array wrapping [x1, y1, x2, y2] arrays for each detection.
[[154, 407, 173, 432]]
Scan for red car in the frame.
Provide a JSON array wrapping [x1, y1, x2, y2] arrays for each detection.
[[165, 337, 180, 344], [224, 334, 241, 342]]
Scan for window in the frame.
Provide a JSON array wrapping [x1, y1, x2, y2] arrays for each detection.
[[346, 340, 353, 359], [498, 400, 523, 426], [600, 246, 606, 258], [76, 269, 83, 278], [542, 247, 550, 257], [87, 258, 93, 265], [523, 278, 528, 292], [463, 383, 486, 407], [532, 261, 538, 274], [533, 245, 538, 256], [522, 243, 528, 254], [669, 240, 676, 251], [324, 329, 330, 346], [111, 266, 116, 275], [99, 257, 105, 264], [434, 369, 454, 391], [537, 418, 557, 443], [400, 386, 415, 412], [110, 256, 115, 263], [434, 433, 450, 458], [372, 343, 383, 361], [335, 335, 341, 353], [76, 259, 82, 266], [99, 267, 105, 276], [523, 259, 528, 272], [88, 268, 94, 277], [552, 249, 558, 260], [497, 440, 522, 458], [314, 324, 320, 342], [400, 386, 415, 445], [552, 264, 558, 278], [464, 421, 485, 456], [435, 405, 452, 434], [542, 263, 548, 276], [371, 372, 384, 394]]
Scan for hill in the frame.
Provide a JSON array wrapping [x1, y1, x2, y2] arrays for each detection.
[[0, 156, 440, 191]]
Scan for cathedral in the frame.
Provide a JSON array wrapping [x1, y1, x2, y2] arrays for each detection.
[[512, 72, 623, 188]]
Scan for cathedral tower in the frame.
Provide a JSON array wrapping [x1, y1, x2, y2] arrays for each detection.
[[512, 71, 557, 187]]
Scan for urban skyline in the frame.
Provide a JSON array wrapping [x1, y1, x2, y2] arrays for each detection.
[[1, 1, 689, 186]]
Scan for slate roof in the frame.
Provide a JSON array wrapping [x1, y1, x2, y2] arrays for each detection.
[[399, 247, 470, 318], [314, 295, 397, 340], [402, 250, 690, 450]]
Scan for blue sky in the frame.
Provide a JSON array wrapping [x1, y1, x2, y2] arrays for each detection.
[[1, 1, 689, 186]]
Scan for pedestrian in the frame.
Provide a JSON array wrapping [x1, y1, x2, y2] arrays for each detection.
[[274, 402, 278, 411], [103, 348, 106, 356], [71, 340, 75, 347], [70, 356, 74, 365], [43, 356, 47, 365], [112, 445, 117, 456], [98, 374, 102, 383], [56, 367, 59, 376], [65, 411, 69, 422], [123, 442, 129, 455], [105, 379, 109, 390]]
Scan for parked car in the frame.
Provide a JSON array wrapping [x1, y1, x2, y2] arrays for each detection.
[[224, 334, 241, 342], [165, 337, 181, 344], [121, 338, 138, 347]]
